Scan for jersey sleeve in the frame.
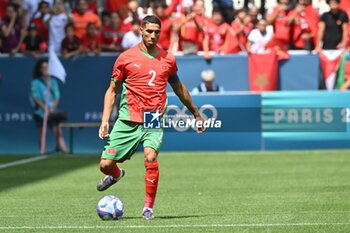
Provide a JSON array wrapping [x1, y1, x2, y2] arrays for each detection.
[[111, 54, 126, 82]]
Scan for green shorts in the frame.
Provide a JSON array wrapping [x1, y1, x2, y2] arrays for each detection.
[[102, 119, 163, 162]]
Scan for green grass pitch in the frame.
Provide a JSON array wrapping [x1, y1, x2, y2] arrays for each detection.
[[1, 151, 350, 233]]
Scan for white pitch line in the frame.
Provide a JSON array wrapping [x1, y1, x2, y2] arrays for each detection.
[[1, 222, 350, 230], [0, 156, 47, 169]]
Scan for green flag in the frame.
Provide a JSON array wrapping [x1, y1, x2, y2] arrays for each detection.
[[335, 53, 347, 90]]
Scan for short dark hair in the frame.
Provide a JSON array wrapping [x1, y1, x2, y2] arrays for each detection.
[[326, 0, 340, 4], [141, 15, 161, 28], [33, 59, 48, 79], [64, 23, 74, 33], [132, 18, 141, 26]]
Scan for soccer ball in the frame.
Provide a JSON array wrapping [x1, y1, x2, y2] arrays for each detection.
[[96, 195, 124, 220]]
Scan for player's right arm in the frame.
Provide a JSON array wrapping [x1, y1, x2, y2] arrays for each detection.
[[99, 80, 122, 139]]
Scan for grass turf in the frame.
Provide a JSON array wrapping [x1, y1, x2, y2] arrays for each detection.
[[0, 151, 350, 233]]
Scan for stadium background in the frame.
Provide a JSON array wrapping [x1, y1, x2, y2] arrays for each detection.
[[1, 53, 350, 154]]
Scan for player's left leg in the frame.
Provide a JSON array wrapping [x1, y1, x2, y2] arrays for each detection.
[[143, 147, 159, 220], [141, 129, 163, 220]]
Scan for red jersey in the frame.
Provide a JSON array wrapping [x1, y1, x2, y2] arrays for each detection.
[[174, 15, 201, 43], [101, 26, 123, 47], [31, 18, 48, 42], [267, 6, 291, 43], [231, 20, 249, 51], [112, 45, 178, 123], [158, 16, 173, 50], [204, 22, 230, 51], [106, 0, 129, 19], [289, 6, 319, 48], [82, 34, 101, 52]]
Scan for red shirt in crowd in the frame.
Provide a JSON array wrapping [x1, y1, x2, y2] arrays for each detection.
[[82, 34, 101, 52], [204, 22, 230, 52], [106, 0, 129, 19], [0, 0, 7, 18], [266, 6, 291, 45], [31, 18, 49, 42], [174, 15, 201, 43], [231, 19, 249, 51], [61, 36, 81, 52], [339, 0, 350, 47], [157, 16, 173, 50], [101, 26, 123, 48], [288, 5, 319, 48]]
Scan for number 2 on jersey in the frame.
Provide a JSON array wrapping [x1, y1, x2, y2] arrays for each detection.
[[148, 70, 156, 86]]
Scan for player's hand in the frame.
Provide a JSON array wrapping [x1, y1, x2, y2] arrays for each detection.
[[99, 121, 110, 139], [195, 115, 206, 133]]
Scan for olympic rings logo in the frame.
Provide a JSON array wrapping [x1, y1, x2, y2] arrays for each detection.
[[165, 104, 219, 132]]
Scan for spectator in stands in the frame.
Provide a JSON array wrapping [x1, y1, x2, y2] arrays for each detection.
[[266, 0, 292, 49], [203, 10, 230, 59], [61, 23, 82, 58], [172, 1, 202, 54], [72, 0, 101, 39], [164, 0, 194, 18], [153, 2, 173, 50], [339, 0, 350, 48], [212, 0, 234, 24], [45, 0, 70, 53], [82, 22, 101, 55], [21, 23, 47, 57], [249, 6, 261, 28], [121, 18, 141, 50], [228, 8, 251, 52], [31, 1, 51, 43], [191, 69, 224, 94], [120, 0, 145, 33], [0, 3, 25, 55], [140, 0, 158, 14], [23, 0, 54, 26], [30, 59, 67, 154], [316, 0, 349, 50], [192, 0, 210, 51], [101, 10, 111, 27], [105, 0, 129, 19], [287, 0, 319, 50], [101, 12, 123, 52], [246, 18, 274, 53]]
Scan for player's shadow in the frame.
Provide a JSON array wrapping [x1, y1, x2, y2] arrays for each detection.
[[0, 155, 97, 193], [123, 215, 204, 220]]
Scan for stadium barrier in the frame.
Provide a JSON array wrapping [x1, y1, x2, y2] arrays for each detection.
[[1, 55, 349, 154]]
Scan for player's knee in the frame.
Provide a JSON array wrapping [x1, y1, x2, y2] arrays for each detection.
[[99, 160, 114, 171], [144, 147, 157, 162]]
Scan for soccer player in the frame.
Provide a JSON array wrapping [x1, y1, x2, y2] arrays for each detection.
[[96, 15, 205, 220]]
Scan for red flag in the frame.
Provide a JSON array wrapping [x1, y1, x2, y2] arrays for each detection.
[[264, 37, 290, 60], [345, 61, 350, 80], [248, 51, 278, 92]]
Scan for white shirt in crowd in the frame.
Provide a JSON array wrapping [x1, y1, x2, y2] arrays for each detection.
[[247, 26, 274, 53], [121, 31, 142, 50]]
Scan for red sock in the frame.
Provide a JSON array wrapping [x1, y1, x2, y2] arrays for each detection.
[[101, 164, 121, 179], [144, 160, 159, 209]]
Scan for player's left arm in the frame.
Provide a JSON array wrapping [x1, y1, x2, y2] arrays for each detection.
[[169, 75, 205, 133]]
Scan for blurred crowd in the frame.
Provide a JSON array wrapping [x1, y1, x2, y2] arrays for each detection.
[[0, 0, 349, 58]]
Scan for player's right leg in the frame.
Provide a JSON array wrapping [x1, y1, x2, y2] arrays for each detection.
[[97, 158, 125, 191], [96, 119, 141, 191]]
